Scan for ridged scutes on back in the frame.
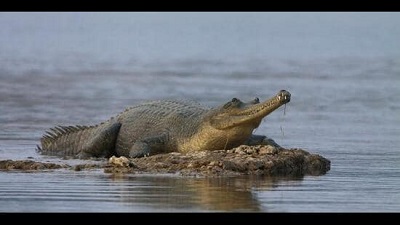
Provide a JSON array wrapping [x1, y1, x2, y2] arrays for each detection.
[[116, 99, 210, 118], [39, 125, 91, 148]]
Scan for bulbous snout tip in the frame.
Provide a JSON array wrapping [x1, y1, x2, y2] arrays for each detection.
[[278, 90, 291, 103]]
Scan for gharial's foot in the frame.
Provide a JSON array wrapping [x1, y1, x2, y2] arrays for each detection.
[[246, 135, 282, 149], [129, 142, 151, 158], [261, 137, 282, 149]]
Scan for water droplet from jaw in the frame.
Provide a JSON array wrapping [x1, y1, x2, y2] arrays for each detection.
[[280, 103, 287, 137]]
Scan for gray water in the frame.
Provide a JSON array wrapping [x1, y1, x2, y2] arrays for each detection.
[[0, 12, 399, 212]]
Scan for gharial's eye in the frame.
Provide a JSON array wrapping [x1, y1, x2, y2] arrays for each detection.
[[232, 98, 239, 103], [224, 98, 241, 109]]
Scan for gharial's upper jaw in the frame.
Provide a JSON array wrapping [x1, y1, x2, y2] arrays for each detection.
[[277, 90, 291, 104]]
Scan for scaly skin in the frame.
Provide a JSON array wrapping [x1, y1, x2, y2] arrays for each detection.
[[38, 90, 291, 158]]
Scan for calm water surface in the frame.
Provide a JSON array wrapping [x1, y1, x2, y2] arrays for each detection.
[[0, 12, 399, 212]]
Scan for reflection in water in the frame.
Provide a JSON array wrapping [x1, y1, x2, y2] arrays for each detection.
[[0, 170, 304, 212], [108, 174, 304, 212]]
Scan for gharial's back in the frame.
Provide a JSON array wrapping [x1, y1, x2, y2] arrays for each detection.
[[113, 99, 210, 156]]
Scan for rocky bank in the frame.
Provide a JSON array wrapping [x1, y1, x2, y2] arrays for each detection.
[[0, 145, 330, 177]]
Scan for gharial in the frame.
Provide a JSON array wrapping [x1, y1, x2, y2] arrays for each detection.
[[37, 90, 291, 159]]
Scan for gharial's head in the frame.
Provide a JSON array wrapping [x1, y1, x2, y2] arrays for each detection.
[[207, 90, 291, 130]]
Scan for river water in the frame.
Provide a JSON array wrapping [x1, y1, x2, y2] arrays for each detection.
[[0, 12, 399, 212]]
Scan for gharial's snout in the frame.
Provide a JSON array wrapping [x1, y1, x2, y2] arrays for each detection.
[[210, 89, 292, 130], [278, 90, 291, 104]]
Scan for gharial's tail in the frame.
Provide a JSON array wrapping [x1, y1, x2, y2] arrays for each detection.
[[37, 122, 121, 159]]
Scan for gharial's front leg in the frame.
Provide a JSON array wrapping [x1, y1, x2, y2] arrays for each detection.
[[245, 134, 282, 148], [129, 133, 169, 158]]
